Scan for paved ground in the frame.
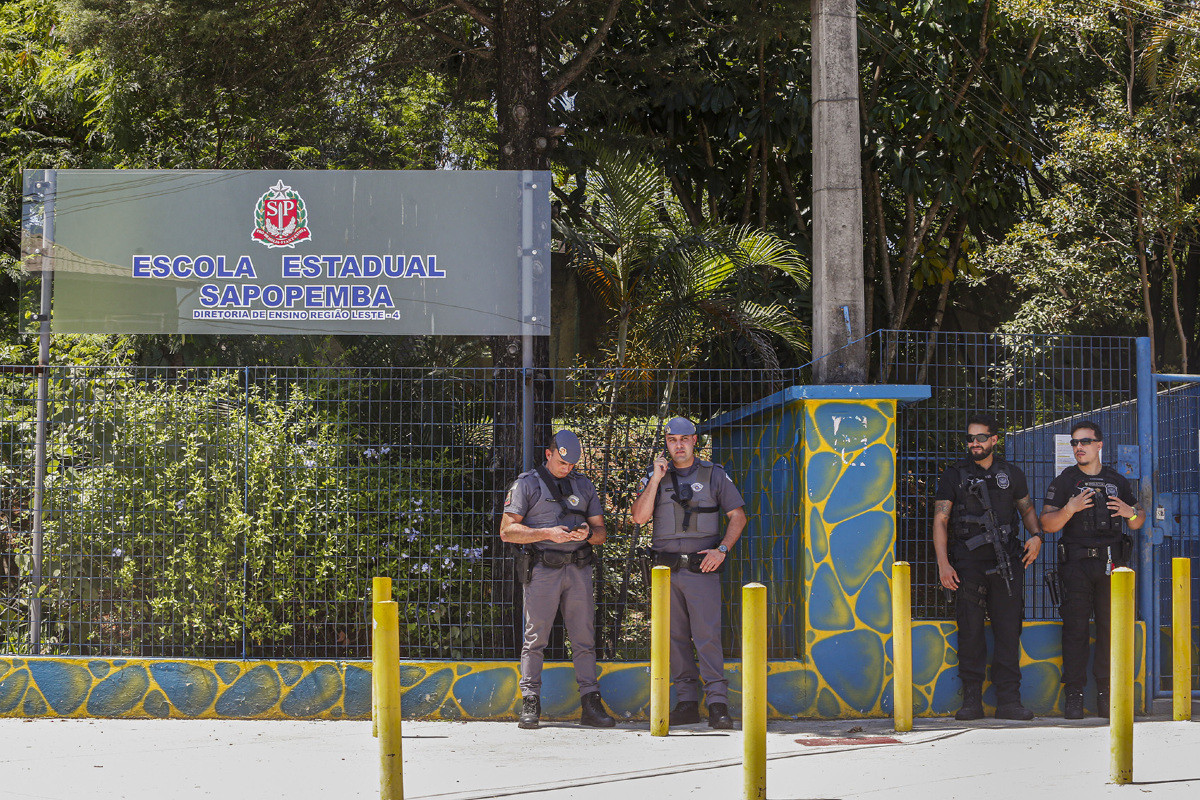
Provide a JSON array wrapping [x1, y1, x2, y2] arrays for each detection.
[[2, 703, 1199, 799]]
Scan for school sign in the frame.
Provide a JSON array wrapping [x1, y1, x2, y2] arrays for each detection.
[[21, 170, 551, 336]]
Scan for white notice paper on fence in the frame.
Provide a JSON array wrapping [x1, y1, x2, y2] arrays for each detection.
[[1055, 434, 1076, 475]]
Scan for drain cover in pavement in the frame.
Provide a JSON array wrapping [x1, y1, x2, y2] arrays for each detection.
[[794, 736, 900, 746]]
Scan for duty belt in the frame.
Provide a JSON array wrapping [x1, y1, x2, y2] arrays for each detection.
[[534, 545, 595, 568], [650, 549, 725, 574], [1063, 544, 1115, 561], [1062, 542, 1128, 576]]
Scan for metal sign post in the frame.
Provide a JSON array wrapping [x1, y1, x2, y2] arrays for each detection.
[[29, 169, 55, 655], [520, 170, 539, 472]]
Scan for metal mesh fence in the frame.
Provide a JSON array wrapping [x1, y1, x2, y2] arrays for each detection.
[[0, 364, 794, 660], [0, 332, 1154, 660], [872, 330, 1141, 621]]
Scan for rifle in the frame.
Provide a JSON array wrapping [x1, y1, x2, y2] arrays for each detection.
[[961, 477, 1015, 596]]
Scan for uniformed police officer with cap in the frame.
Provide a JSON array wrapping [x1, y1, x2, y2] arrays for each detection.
[[1040, 420, 1144, 719], [501, 429, 616, 730], [933, 413, 1043, 721], [630, 416, 747, 729]]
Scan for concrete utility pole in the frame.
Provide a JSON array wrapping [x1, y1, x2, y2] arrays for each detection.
[[812, 0, 868, 383]]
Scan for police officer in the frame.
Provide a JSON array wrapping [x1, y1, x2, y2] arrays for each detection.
[[1039, 420, 1143, 719], [500, 429, 616, 730], [630, 416, 747, 729], [933, 414, 1043, 721]]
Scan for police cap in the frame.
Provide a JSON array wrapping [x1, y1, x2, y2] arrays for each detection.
[[552, 429, 582, 464], [665, 416, 697, 435]]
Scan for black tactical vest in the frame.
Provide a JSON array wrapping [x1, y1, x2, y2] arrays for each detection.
[[1064, 471, 1124, 546], [949, 462, 1018, 553]]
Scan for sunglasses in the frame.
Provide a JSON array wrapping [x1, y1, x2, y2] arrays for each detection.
[[963, 433, 994, 444], [1069, 438, 1100, 447]]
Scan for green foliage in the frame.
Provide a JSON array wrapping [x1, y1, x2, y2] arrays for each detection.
[[980, 2, 1200, 367], [3, 370, 496, 658], [557, 145, 810, 374]]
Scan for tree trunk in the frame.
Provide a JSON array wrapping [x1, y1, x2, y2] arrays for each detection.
[[1164, 228, 1188, 372], [1132, 183, 1156, 368]]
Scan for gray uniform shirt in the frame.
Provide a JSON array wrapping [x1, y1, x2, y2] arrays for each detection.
[[642, 461, 744, 553], [504, 468, 603, 552]]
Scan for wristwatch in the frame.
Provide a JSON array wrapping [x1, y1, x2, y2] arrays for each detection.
[[717, 544, 728, 554], [1127, 509, 1139, 521]]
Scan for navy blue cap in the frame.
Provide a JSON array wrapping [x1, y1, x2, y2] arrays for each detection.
[[552, 429, 582, 464], [665, 416, 697, 435]]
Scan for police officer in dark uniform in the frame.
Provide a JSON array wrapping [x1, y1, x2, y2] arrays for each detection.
[[630, 416, 747, 729], [933, 414, 1043, 721], [1039, 420, 1144, 719], [500, 429, 616, 730]]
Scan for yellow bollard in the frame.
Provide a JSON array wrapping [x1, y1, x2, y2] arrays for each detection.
[[742, 583, 767, 800], [1173, 557, 1192, 722], [650, 565, 671, 736], [1110, 567, 1135, 785], [891, 561, 912, 733], [374, 598, 404, 800], [372, 577, 392, 738]]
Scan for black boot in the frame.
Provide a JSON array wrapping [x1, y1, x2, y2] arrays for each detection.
[[708, 702, 733, 729], [669, 700, 700, 725], [955, 684, 984, 721], [994, 700, 1035, 721], [1064, 689, 1085, 720], [580, 692, 615, 728], [1097, 690, 1109, 719], [518, 696, 541, 729]]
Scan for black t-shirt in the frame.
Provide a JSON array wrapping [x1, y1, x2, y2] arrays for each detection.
[[934, 458, 1030, 562], [1044, 465, 1135, 546]]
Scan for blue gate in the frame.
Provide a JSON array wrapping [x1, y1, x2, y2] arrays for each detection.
[[1146, 340, 1200, 698]]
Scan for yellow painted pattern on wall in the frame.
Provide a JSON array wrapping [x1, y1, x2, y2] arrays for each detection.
[[800, 398, 899, 716], [0, 627, 1145, 721]]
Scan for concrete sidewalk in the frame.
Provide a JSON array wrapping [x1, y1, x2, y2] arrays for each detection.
[[2, 708, 1198, 799]]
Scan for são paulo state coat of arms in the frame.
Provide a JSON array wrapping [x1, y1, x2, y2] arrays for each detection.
[[252, 180, 312, 248]]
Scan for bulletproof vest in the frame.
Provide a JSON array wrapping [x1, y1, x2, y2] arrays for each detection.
[[1066, 473, 1123, 545], [651, 462, 721, 546], [949, 466, 1016, 548], [520, 469, 590, 553]]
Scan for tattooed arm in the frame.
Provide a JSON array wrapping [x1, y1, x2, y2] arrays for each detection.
[[932, 498, 959, 590], [1016, 495, 1043, 567]]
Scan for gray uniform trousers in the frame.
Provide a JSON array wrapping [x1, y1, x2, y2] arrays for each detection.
[[519, 562, 599, 698], [670, 568, 727, 704]]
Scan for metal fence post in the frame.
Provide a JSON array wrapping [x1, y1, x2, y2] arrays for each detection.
[[242, 366, 251, 659], [1135, 337, 1156, 701]]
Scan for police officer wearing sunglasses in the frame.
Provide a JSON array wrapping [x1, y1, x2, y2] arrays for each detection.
[[933, 414, 1043, 721], [501, 429, 616, 730], [630, 416, 747, 729], [1039, 420, 1144, 719]]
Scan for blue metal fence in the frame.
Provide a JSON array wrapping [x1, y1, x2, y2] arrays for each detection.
[[872, 330, 1142, 622], [1151, 375, 1200, 694]]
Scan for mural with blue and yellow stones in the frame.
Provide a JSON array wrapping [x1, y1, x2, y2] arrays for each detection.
[[0, 384, 1147, 720]]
